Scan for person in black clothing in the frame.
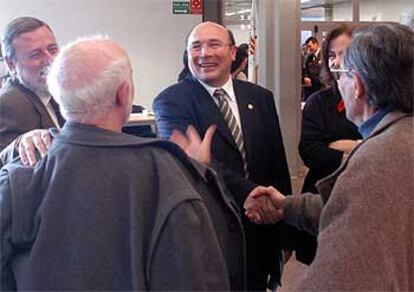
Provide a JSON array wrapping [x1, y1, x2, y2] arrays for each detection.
[[296, 24, 363, 264], [303, 37, 323, 100]]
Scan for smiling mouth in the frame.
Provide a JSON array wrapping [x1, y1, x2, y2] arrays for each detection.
[[40, 67, 50, 79], [199, 63, 217, 70]]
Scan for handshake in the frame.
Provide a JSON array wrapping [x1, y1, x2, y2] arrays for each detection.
[[243, 186, 286, 225], [168, 125, 288, 225]]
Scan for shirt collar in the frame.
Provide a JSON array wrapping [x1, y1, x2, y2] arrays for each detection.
[[197, 76, 234, 102], [39, 94, 52, 105], [359, 107, 391, 138]]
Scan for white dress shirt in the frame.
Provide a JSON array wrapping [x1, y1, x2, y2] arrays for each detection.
[[39, 95, 61, 129], [198, 76, 243, 134]]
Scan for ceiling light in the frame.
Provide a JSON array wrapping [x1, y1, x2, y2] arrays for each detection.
[[225, 8, 251, 17]]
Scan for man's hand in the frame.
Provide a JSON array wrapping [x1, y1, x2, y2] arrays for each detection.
[[329, 139, 362, 163], [18, 129, 53, 166], [170, 125, 216, 165], [244, 186, 286, 224], [303, 77, 312, 87], [328, 139, 362, 154]]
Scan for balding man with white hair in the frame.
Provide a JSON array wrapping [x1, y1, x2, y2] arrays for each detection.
[[0, 37, 245, 291]]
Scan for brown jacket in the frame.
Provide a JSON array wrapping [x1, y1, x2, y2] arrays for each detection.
[[296, 112, 414, 290]]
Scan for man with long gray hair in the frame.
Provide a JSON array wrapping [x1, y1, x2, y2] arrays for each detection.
[[246, 22, 414, 291], [0, 37, 245, 290]]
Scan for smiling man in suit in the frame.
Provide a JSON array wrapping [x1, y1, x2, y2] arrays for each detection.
[[0, 17, 65, 166], [153, 21, 293, 290]]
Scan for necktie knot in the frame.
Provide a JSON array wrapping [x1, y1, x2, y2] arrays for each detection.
[[213, 88, 227, 101]]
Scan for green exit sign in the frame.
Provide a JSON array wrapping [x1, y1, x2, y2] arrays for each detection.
[[173, 1, 190, 14]]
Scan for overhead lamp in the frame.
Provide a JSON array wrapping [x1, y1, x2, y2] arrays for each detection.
[[225, 8, 251, 16]]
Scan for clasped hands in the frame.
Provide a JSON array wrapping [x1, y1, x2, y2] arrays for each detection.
[[243, 186, 286, 224], [170, 125, 287, 225]]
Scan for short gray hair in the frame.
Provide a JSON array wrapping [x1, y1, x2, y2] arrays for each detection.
[[1, 16, 53, 60], [47, 36, 131, 122], [343, 23, 413, 113]]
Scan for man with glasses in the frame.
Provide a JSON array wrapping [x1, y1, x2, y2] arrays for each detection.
[[153, 21, 293, 291], [1, 36, 239, 291], [246, 22, 414, 290], [0, 17, 64, 165]]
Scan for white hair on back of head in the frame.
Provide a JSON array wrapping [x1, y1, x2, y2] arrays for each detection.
[[47, 35, 131, 122]]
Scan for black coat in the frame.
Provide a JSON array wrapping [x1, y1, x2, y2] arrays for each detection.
[[303, 52, 323, 100], [296, 86, 362, 264], [153, 77, 293, 290]]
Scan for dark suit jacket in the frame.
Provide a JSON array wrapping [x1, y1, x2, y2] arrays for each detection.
[[303, 52, 323, 100], [296, 86, 362, 265], [0, 78, 65, 165], [153, 77, 293, 289], [0, 122, 245, 291], [300, 86, 362, 194]]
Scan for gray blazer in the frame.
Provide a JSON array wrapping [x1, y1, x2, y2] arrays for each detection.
[[0, 78, 64, 165], [292, 112, 414, 290], [0, 123, 246, 291]]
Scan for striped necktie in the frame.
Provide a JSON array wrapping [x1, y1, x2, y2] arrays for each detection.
[[213, 88, 249, 178]]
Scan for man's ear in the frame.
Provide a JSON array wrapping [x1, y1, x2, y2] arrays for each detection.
[[230, 45, 237, 61], [353, 73, 365, 100], [115, 81, 130, 107], [4, 57, 16, 75]]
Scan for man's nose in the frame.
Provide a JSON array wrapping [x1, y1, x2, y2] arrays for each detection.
[[200, 44, 213, 56], [43, 50, 55, 64], [331, 58, 341, 69]]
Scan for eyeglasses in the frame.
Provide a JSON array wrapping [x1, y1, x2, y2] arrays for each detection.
[[330, 68, 352, 80], [188, 40, 232, 53]]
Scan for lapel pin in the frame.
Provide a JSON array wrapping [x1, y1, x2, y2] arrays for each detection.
[[248, 103, 254, 110]]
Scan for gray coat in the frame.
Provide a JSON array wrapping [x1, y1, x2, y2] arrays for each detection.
[[0, 122, 246, 291], [294, 112, 414, 290]]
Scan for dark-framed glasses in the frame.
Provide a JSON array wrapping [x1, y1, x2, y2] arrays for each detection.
[[330, 68, 352, 80]]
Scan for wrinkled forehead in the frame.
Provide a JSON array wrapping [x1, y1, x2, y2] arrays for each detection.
[[12, 26, 57, 50], [188, 23, 230, 45]]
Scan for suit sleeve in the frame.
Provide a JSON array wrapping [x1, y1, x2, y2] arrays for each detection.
[[0, 96, 31, 152], [148, 200, 230, 290], [299, 94, 344, 177], [283, 193, 323, 235], [0, 94, 37, 166], [297, 154, 412, 290], [0, 169, 17, 291], [153, 92, 193, 139]]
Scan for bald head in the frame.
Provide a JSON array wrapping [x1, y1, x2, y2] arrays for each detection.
[[48, 37, 133, 127], [187, 22, 234, 46], [56, 38, 128, 90], [186, 22, 236, 87]]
